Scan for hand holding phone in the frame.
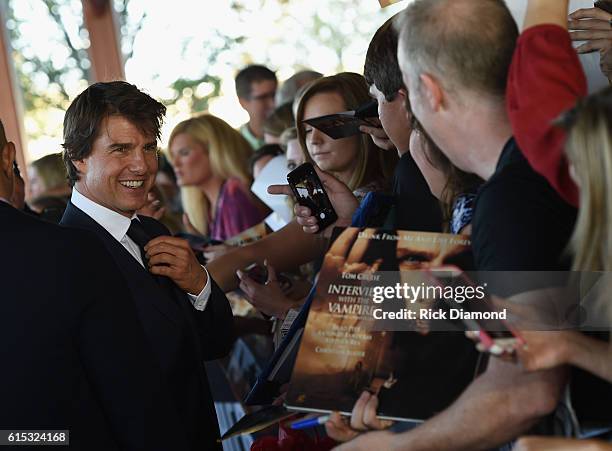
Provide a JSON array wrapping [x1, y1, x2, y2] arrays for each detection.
[[426, 266, 524, 356], [285, 163, 360, 235], [237, 263, 297, 318], [244, 262, 293, 292]]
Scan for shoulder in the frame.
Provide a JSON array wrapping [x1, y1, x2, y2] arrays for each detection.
[[9, 206, 98, 254], [224, 177, 248, 193], [221, 178, 254, 202]]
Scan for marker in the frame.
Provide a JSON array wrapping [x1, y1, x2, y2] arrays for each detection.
[[290, 415, 331, 430]]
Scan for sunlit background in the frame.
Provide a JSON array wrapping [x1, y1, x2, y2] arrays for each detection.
[[4, 0, 406, 162]]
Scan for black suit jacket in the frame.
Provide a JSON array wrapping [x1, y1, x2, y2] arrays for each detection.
[[0, 200, 190, 450], [61, 202, 234, 450]]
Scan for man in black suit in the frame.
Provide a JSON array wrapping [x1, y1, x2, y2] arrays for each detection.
[[0, 124, 189, 449], [60, 81, 234, 451]]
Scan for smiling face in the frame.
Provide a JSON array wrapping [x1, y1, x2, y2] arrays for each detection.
[[73, 115, 158, 217], [302, 91, 360, 178], [168, 132, 212, 187]]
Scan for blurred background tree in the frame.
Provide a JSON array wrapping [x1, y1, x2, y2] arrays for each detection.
[[3, 0, 403, 161]]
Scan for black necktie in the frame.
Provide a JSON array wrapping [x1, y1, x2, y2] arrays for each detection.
[[126, 218, 150, 265], [127, 218, 180, 305]]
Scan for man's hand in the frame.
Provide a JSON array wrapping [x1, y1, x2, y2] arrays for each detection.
[[236, 262, 299, 318], [326, 392, 394, 444], [145, 236, 207, 294], [268, 166, 359, 236], [137, 191, 166, 220], [359, 119, 396, 151], [514, 330, 574, 372], [569, 7, 612, 53]]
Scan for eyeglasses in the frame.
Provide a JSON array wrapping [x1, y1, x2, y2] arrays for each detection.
[[12, 161, 20, 177]]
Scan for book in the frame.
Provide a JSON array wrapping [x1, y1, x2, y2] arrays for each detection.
[[244, 228, 348, 406], [302, 100, 379, 139], [243, 290, 313, 406], [284, 227, 480, 422]]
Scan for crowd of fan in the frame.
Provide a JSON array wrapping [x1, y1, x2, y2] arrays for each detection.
[[2, 0, 612, 450]]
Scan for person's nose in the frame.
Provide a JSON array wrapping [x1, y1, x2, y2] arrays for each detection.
[[127, 148, 147, 174], [169, 152, 180, 169], [265, 97, 275, 112], [309, 127, 324, 146]]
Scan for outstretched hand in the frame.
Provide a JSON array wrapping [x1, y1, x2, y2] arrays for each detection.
[[569, 7, 612, 54], [268, 166, 358, 236], [236, 261, 299, 318], [325, 392, 394, 444], [359, 119, 396, 151]]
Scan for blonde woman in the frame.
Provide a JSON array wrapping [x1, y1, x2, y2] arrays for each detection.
[[294, 72, 398, 199], [168, 114, 268, 241]]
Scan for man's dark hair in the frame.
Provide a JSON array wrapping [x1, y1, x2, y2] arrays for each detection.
[[62, 81, 166, 186], [235, 65, 277, 99], [364, 15, 403, 102]]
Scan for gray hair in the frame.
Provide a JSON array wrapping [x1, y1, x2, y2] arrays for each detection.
[[395, 0, 518, 97], [276, 70, 323, 106]]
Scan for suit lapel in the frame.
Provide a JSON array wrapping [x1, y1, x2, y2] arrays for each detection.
[[61, 203, 183, 326]]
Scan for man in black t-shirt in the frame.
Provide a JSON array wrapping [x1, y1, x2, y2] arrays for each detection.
[[471, 139, 576, 273], [326, 2, 577, 450], [362, 15, 442, 232]]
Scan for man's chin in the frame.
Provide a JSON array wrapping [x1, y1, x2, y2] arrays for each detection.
[[116, 200, 148, 218]]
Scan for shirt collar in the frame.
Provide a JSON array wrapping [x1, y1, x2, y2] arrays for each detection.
[[0, 197, 11, 205], [71, 188, 137, 243]]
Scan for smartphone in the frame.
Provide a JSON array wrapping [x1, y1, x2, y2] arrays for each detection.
[[595, 1, 612, 14], [245, 263, 269, 284], [426, 266, 524, 355], [244, 263, 293, 291], [287, 162, 338, 233]]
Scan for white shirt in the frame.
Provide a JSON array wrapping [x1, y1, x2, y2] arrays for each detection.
[[71, 188, 211, 310]]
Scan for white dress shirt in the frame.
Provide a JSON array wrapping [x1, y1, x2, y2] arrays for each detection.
[[71, 188, 211, 310]]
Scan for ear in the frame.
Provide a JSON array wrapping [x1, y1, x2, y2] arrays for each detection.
[[419, 74, 444, 112], [73, 158, 87, 179], [238, 96, 249, 110], [395, 88, 408, 108]]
